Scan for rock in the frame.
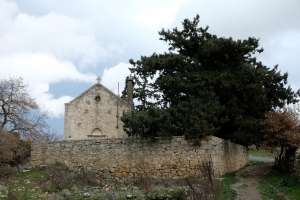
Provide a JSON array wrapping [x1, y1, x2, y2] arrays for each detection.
[[115, 173, 122, 178], [61, 189, 71, 197], [109, 168, 115, 173], [83, 192, 90, 198], [131, 168, 138, 173], [23, 166, 32, 170], [40, 165, 47, 169]]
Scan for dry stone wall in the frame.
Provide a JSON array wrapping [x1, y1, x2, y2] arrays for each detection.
[[31, 136, 248, 179]]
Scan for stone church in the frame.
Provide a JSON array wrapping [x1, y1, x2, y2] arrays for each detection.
[[64, 77, 134, 140]]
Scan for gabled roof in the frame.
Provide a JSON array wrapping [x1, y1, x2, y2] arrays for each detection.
[[66, 83, 128, 105]]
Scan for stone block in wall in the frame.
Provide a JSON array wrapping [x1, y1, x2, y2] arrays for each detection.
[[189, 160, 199, 167]]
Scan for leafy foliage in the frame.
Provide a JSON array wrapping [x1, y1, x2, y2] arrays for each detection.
[[0, 128, 31, 166], [121, 15, 300, 145], [261, 108, 300, 158]]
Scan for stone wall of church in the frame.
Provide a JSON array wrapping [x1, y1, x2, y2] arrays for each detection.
[[31, 136, 248, 179], [64, 84, 131, 140]]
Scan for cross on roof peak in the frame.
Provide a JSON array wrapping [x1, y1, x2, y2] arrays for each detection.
[[97, 77, 101, 84]]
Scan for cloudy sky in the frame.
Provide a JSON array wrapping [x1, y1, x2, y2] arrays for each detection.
[[0, 0, 299, 135]]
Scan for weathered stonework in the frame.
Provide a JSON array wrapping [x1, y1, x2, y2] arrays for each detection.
[[64, 84, 131, 140], [31, 136, 248, 179]]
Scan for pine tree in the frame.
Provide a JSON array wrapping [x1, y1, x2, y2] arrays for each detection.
[[121, 15, 300, 145]]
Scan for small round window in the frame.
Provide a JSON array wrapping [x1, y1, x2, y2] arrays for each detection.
[[95, 95, 101, 103]]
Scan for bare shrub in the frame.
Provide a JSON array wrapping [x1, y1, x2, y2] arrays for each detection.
[[135, 176, 152, 195], [0, 77, 61, 144], [41, 162, 99, 193], [186, 157, 221, 200], [0, 164, 17, 178], [25, 130, 63, 144], [76, 167, 101, 186], [41, 162, 74, 192]]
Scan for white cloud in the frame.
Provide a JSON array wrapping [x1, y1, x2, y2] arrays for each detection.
[[137, 0, 181, 27], [101, 62, 162, 107], [0, 52, 97, 118], [258, 30, 300, 93], [0, 0, 110, 118], [0, 11, 112, 70], [101, 62, 131, 95]]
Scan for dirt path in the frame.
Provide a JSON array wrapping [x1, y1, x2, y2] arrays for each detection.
[[230, 155, 275, 200], [231, 164, 273, 200]]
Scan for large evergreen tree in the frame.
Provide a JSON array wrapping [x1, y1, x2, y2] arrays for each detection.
[[121, 15, 300, 146]]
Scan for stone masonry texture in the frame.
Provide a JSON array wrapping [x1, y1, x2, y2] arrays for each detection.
[[31, 136, 248, 179], [64, 84, 130, 140]]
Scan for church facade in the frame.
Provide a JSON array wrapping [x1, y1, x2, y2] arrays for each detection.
[[63, 78, 134, 140]]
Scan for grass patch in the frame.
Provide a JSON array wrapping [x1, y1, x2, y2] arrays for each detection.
[[0, 162, 265, 200], [249, 150, 278, 157], [16, 167, 47, 180], [220, 172, 238, 200], [0, 163, 100, 199], [259, 169, 300, 200]]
